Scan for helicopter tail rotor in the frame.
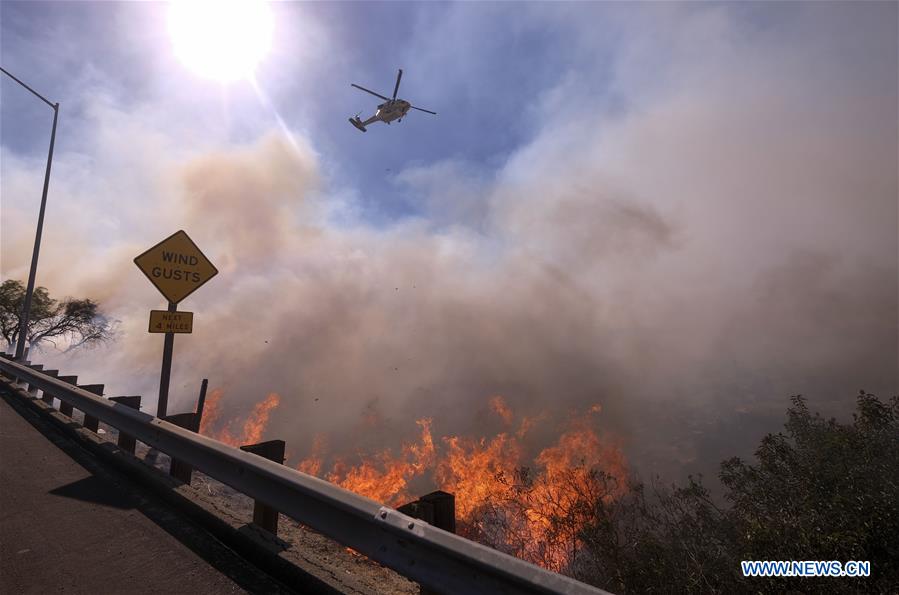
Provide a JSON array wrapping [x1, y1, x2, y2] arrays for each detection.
[[349, 116, 367, 132]]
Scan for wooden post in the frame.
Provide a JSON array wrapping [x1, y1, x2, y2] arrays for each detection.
[[79, 384, 104, 432], [56, 375, 78, 416], [164, 412, 199, 484], [40, 370, 59, 403], [398, 499, 435, 525], [399, 491, 456, 595], [156, 301, 177, 418], [195, 378, 208, 421], [240, 440, 286, 535], [9, 360, 29, 386], [24, 364, 43, 396], [12, 359, 27, 384], [420, 491, 455, 534], [109, 396, 142, 453], [399, 490, 455, 532]]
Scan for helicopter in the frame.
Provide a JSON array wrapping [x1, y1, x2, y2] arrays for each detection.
[[348, 69, 436, 132]]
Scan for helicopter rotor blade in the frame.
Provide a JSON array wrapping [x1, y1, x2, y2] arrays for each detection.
[[351, 84, 390, 101], [392, 69, 403, 100], [410, 105, 437, 115]]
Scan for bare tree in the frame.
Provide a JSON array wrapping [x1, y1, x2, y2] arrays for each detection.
[[0, 279, 115, 354]]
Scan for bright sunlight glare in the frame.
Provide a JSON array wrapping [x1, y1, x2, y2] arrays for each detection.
[[168, 0, 274, 83]]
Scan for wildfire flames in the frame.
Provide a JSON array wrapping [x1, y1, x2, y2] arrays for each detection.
[[199, 388, 281, 447], [300, 395, 628, 572], [199, 390, 626, 572], [295, 433, 326, 477], [489, 395, 514, 425], [324, 418, 435, 505]]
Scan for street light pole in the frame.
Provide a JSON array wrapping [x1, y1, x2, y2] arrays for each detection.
[[0, 67, 59, 361]]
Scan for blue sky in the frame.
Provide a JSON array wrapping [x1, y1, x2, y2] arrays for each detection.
[[4, 1, 603, 221], [1, 1, 896, 478]]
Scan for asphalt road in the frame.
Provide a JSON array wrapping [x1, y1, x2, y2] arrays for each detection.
[[0, 383, 293, 594]]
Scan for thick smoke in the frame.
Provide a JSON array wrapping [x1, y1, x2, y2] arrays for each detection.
[[1, 4, 895, 482]]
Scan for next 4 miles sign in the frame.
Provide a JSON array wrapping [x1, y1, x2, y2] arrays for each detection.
[[149, 310, 193, 334], [134, 230, 218, 417]]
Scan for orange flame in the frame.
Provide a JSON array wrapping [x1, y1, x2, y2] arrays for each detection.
[[199, 388, 225, 436], [520, 421, 628, 570], [243, 393, 281, 444], [325, 418, 435, 505], [290, 397, 626, 572], [198, 389, 281, 447], [296, 433, 326, 477], [516, 413, 545, 439], [489, 395, 513, 425], [435, 432, 522, 518]]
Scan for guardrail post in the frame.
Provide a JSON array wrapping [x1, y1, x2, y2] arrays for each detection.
[[239, 439, 286, 535], [399, 491, 456, 595], [56, 375, 78, 416], [109, 396, 142, 453], [39, 370, 59, 403], [79, 384, 105, 432], [164, 412, 199, 484], [196, 378, 208, 418], [398, 498, 435, 524], [0, 354, 12, 382], [420, 491, 455, 534], [0, 353, 11, 381], [25, 364, 43, 395], [5, 357, 28, 385]]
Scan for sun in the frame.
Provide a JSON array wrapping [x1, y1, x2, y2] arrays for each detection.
[[167, 0, 274, 83]]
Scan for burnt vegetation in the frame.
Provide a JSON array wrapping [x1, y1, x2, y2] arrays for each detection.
[[461, 391, 898, 593]]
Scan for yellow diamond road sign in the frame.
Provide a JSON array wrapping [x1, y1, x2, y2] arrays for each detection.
[[134, 230, 218, 304]]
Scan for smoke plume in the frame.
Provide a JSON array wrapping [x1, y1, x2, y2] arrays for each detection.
[[1, 3, 895, 483]]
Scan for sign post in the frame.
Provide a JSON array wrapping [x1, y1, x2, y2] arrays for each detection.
[[134, 230, 217, 418], [157, 301, 177, 418]]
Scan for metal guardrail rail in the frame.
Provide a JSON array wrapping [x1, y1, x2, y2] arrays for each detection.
[[0, 357, 609, 595]]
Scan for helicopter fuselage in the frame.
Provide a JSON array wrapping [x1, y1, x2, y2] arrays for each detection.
[[349, 70, 436, 132], [375, 99, 410, 123]]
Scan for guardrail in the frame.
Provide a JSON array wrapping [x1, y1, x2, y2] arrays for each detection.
[[0, 357, 609, 595]]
